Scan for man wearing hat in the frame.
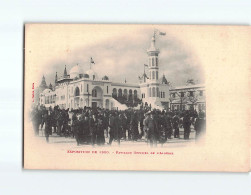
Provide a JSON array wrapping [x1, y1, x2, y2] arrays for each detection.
[[72, 111, 80, 145], [144, 111, 158, 147], [183, 111, 191, 140], [89, 113, 98, 146], [173, 113, 180, 138], [44, 110, 52, 143], [108, 112, 121, 146]]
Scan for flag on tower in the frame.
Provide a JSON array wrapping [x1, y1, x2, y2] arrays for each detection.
[[159, 32, 166, 36], [90, 57, 95, 64]]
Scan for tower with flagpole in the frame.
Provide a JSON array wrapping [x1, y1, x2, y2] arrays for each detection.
[[139, 30, 170, 109]]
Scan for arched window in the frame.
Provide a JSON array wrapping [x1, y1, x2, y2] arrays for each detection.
[[87, 84, 89, 92], [123, 89, 128, 97], [118, 89, 122, 97], [149, 58, 151, 67], [152, 87, 156, 97], [156, 58, 158, 67], [156, 71, 158, 80], [107, 86, 109, 94], [112, 88, 117, 98], [163, 92, 165, 98], [129, 89, 133, 100], [149, 87, 151, 97], [75, 87, 80, 96], [156, 87, 159, 97], [92, 89, 97, 97], [152, 58, 154, 66], [160, 91, 162, 98], [134, 90, 137, 99], [152, 71, 155, 79]]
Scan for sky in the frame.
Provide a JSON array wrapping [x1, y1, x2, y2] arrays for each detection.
[[26, 24, 205, 87]]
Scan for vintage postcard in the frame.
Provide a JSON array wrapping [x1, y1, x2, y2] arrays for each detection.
[[24, 24, 250, 171]]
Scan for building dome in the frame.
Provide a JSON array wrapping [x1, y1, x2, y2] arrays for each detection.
[[69, 65, 83, 79], [85, 69, 98, 80]]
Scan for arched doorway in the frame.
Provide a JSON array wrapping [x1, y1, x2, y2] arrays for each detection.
[[92, 86, 103, 108], [123, 89, 128, 100], [134, 90, 137, 99], [112, 88, 117, 98], [74, 87, 80, 108]]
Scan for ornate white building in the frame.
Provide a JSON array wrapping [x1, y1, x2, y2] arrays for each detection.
[[39, 33, 171, 110]]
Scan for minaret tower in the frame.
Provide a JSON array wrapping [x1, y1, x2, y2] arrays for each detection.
[[147, 32, 160, 98]]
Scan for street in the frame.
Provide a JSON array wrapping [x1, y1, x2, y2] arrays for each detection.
[[36, 127, 196, 149]]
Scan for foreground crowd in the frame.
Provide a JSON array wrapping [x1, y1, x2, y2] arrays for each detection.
[[30, 105, 206, 147]]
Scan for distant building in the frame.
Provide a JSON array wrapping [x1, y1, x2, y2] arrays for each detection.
[[39, 33, 170, 110], [169, 83, 206, 112]]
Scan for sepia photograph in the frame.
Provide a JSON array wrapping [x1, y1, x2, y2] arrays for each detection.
[[28, 25, 206, 149]]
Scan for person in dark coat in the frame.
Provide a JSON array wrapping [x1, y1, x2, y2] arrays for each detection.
[[153, 111, 160, 142], [173, 113, 180, 138], [61, 109, 69, 135], [108, 112, 121, 146], [130, 111, 139, 141], [72, 112, 80, 145], [44, 110, 52, 143], [96, 114, 105, 145], [158, 114, 166, 146], [102, 112, 109, 138], [138, 110, 144, 139], [89, 113, 98, 146], [51, 109, 57, 134], [143, 112, 150, 142], [183, 112, 191, 140], [125, 111, 131, 140], [145, 112, 158, 147], [40, 106, 46, 130], [56, 110, 63, 136], [120, 113, 127, 140], [80, 113, 90, 144], [194, 111, 206, 142], [165, 112, 173, 140]]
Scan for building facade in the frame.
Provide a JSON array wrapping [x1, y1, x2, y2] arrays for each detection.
[[169, 84, 206, 112], [39, 33, 170, 110]]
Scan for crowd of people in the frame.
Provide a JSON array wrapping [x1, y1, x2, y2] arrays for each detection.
[[30, 105, 206, 147]]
